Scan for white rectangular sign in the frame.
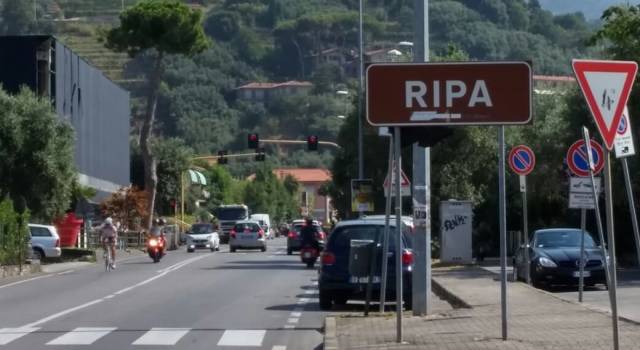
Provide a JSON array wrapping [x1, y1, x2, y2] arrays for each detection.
[[440, 201, 473, 263], [570, 177, 602, 194], [614, 106, 636, 158], [569, 192, 596, 209]]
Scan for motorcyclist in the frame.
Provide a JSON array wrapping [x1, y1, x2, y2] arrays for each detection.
[[100, 217, 118, 269], [300, 217, 319, 251], [149, 218, 166, 248]]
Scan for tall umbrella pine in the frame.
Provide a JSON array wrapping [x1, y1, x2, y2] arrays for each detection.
[[105, 0, 209, 229]]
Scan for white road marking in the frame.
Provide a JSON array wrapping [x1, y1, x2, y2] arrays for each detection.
[[272, 346, 287, 350], [293, 307, 304, 313], [0, 327, 39, 345], [46, 327, 116, 345], [21, 254, 209, 329], [0, 274, 52, 290], [217, 330, 266, 347], [56, 270, 75, 276], [286, 318, 299, 324], [297, 298, 309, 304], [304, 290, 314, 294], [290, 312, 302, 318], [283, 325, 295, 329], [103, 295, 115, 299], [132, 328, 190, 345]]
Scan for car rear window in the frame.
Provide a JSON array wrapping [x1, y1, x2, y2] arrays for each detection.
[[293, 224, 322, 233], [191, 224, 213, 234], [234, 223, 260, 232], [30, 227, 52, 237], [328, 225, 409, 252]]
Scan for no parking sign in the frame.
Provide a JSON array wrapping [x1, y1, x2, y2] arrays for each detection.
[[566, 139, 604, 177], [508, 145, 535, 176]]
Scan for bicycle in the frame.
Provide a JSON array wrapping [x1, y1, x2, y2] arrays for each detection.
[[103, 238, 115, 272]]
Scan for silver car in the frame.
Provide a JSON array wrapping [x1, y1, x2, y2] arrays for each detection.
[[186, 223, 220, 253], [229, 220, 267, 252], [28, 224, 62, 260]]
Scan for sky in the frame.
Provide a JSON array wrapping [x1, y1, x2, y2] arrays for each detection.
[[539, 0, 640, 20]]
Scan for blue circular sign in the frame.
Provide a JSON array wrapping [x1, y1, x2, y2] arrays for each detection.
[[567, 140, 604, 177], [508, 145, 535, 175], [618, 115, 628, 135]]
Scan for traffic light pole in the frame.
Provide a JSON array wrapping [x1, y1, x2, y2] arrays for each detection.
[[260, 139, 341, 149]]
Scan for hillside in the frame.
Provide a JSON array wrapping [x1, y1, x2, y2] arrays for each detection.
[[0, 0, 600, 176], [539, 0, 640, 20]]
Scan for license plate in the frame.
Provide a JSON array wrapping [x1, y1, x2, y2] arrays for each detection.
[[349, 276, 381, 284], [303, 252, 311, 258], [241, 234, 253, 239], [573, 271, 591, 278]]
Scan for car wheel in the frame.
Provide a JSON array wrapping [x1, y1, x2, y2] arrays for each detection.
[[261, 246, 267, 252], [287, 249, 293, 255], [334, 295, 348, 306], [216, 245, 220, 251], [230, 247, 236, 253], [32, 248, 44, 261], [210, 248, 216, 252], [319, 289, 333, 310], [187, 249, 194, 253]]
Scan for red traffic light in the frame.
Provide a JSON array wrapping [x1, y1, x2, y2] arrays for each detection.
[[248, 133, 259, 149], [307, 135, 318, 151]]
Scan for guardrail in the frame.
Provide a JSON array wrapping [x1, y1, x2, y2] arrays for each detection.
[[84, 228, 181, 251]]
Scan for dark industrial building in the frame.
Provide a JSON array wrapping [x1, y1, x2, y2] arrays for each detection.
[[0, 35, 130, 200]]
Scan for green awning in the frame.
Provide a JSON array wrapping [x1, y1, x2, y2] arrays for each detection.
[[188, 169, 207, 185]]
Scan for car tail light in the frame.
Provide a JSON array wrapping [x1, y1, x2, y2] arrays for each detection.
[[321, 251, 336, 266], [288, 231, 297, 239], [316, 231, 325, 240], [55, 238, 60, 247], [230, 229, 236, 239], [402, 250, 413, 265], [258, 229, 264, 238]]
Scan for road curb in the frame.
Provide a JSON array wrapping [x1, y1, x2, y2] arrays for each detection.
[[431, 277, 472, 309], [323, 316, 338, 350], [519, 280, 640, 326]]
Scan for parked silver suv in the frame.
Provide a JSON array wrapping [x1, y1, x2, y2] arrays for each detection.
[[28, 224, 62, 260]]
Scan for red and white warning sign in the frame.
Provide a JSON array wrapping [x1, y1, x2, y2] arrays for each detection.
[[572, 59, 638, 150], [384, 163, 411, 197]]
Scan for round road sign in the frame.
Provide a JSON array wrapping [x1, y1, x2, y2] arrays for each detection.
[[617, 114, 628, 135], [566, 139, 604, 177], [508, 145, 536, 176]]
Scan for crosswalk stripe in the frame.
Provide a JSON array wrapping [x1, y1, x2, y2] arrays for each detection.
[[272, 346, 287, 350], [0, 327, 39, 345], [46, 327, 116, 345], [217, 330, 266, 347], [132, 328, 190, 346]]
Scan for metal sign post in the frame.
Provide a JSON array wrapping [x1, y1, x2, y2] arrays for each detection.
[[579, 208, 586, 302], [604, 149, 620, 350], [508, 145, 535, 286], [498, 126, 508, 340], [583, 127, 618, 350], [614, 107, 640, 267], [394, 127, 403, 343], [380, 133, 394, 312]]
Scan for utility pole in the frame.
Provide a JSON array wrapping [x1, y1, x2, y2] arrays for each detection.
[[357, 0, 364, 183], [412, 0, 431, 316]]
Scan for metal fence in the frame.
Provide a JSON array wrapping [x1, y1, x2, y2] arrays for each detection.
[[82, 225, 181, 251]]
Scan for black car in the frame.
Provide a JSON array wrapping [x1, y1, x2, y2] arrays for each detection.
[[318, 218, 413, 310], [514, 228, 606, 288]]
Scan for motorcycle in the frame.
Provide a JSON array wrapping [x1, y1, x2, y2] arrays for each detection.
[[300, 244, 319, 268], [147, 236, 165, 263]]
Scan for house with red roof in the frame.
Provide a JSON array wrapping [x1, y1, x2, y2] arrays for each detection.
[[236, 81, 313, 103]]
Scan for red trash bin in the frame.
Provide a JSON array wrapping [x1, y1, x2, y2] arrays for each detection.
[[54, 213, 83, 247]]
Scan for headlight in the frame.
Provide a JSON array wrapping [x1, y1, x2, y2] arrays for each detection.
[[538, 257, 557, 268]]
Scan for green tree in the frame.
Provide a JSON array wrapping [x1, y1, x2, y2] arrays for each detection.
[[105, 0, 209, 229], [154, 138, 193, 216], [0, 0, 35, 35], [591, 5, 640, 61], [0, 87, 75, 221]]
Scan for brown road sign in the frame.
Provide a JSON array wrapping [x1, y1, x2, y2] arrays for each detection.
[[366, 62, 532, 126]]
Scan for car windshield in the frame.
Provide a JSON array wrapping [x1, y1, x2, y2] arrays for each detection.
[[190, 224, 213, 234], [216, 208, 248, 220], [329, 224, 410, 251], [534, 230, 597, 248]]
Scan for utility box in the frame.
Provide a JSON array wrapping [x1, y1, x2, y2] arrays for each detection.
[[348, 239, 375, 277], [440, 200, 473, 263]]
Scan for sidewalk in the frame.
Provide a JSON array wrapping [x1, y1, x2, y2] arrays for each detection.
[[325, 266, 640, 349]]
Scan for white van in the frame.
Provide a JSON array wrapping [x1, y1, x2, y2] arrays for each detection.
[[250, 214, 273, 239]]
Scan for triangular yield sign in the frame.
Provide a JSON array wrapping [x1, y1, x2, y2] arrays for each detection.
[[383, 162, 411, 187], [572, 59, 638, 150]]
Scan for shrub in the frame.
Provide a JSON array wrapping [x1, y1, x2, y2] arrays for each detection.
[[0, 198, 30, 266]]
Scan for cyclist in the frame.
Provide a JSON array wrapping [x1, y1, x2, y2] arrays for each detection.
[[100, 217, 118, 269]]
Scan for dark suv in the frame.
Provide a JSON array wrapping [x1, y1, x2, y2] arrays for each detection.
[[318, 218, 413, 310]]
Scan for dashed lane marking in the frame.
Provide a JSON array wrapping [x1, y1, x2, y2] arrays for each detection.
[[132, 328, 190, 346], [217, 330, 266, 347], [0, 327, 39, 345], [46, 327, 116, 345]]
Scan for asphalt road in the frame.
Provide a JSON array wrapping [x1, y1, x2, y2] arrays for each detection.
[[0, 237, 326, 350]]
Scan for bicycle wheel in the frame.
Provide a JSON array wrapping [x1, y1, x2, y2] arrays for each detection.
[[105, 249, 112, 272]]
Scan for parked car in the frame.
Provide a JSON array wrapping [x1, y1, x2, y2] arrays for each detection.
[[250, 214, 273, 239], [318, 218, 414, 310], [229, 220, 267, 252], [513, 228, 606, 288], [186, 223, 220, 253], [287, 219, 326, 255], [28, 224, 62, 260]]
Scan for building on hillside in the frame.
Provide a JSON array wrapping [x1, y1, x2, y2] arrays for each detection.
[[533, 75, 576, 95], [0, 35, 130, 202], [248, 168, 334, 225], [236, 80, 313, 103]]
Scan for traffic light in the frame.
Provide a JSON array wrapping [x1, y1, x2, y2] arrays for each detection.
[[255, 147, 266, 161], [307, 135, 319, 151], [248, 133, 259, 149], [217, 150, 228, 164]]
